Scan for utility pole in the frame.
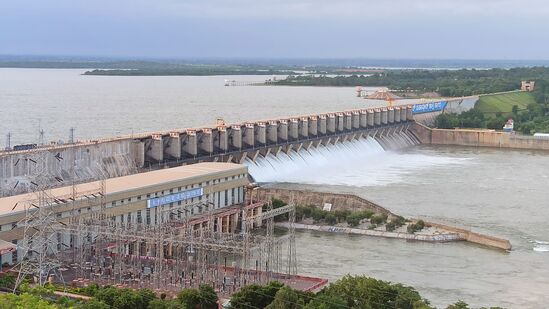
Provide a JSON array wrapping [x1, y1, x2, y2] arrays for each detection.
[[5, 132, 11, 151], [69, 127, 75, 144]]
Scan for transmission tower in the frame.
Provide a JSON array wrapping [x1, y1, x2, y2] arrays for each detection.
[[13, 151, 66, 290], [68, 127, 75, 144]]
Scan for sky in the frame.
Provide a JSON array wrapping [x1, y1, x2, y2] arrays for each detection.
[[1, 0, 549, 60]]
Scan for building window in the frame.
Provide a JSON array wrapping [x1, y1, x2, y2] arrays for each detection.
[[146, 194, 150, 198], [111, 201, 116, 207], [137, 196, 141, 200], [169, 189, 173, 193], [137, 211, 142, 223], [146, 209, 151, 225]]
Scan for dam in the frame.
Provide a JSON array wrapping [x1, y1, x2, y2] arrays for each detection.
[[0, 97, 477, 196]]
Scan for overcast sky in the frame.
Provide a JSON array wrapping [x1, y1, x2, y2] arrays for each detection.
[[1, 0, 548, 59]]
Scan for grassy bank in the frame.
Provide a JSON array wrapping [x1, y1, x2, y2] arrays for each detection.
[[475, 91, 537, 114]]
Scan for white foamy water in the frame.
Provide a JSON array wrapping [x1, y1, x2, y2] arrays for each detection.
[[534, 246, 549, 252], [245, 136, 468, 187]]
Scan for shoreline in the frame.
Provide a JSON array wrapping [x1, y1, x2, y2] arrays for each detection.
[[277, 222, 463, 243], [258, 187, 512, 251]]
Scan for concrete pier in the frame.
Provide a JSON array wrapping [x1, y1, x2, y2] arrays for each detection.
[[308, 116, 318, 136], [336, 113, 344, 132], [318, 115, 327, 135], [163, 133, 181, 160], [327, 114, 336, 133], [278, 120, 288, 142], [243, 124, 254, 148], [388, 107, 395, 124], [198, 129, 213, 155], [374, 109, 381, 126], [381, 108, 388, 125], [367, 110, 375, 127], [182, 129, 197, 158], [230, 126, 242, 150], [394, 107, 401, 123], [145, 134, 164, 162], [299, 117, 309, 139], [289, 119, 299, 141], [255, 122, 266, 146], [267, 121, 278, 144]]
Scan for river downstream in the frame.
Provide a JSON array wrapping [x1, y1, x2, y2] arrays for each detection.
[[268, 145, 549, 308], [1, 69, 548, 308]]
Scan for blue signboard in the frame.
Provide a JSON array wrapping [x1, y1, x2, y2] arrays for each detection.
[[412, 101, 447, 114], [147, 188, 203, 208]]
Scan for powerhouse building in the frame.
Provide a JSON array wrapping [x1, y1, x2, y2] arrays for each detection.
[[0, 162, 249, 267]]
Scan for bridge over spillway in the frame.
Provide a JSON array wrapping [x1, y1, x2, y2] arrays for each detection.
[[0, 97, 478, 197]]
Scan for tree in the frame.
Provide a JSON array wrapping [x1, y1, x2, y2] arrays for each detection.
[[229, 281, 284, 309], [304, 293, 347, 309], [177, 288, 201, 309], [346, 213, 361, 227], [265, 286, 304, 309], [0, 292, 59, 309], [325, 213, 337, 225], [321, 275, 432, 309], [447, 300, 470, 309], [197, 284, 218, 309], [81, 300, 111, 309]]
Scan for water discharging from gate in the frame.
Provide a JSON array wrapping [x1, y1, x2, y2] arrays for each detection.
[[245, 131, 465, 187]]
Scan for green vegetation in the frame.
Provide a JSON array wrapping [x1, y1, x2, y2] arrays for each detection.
[[84, 67, 293, 76], [475, 92, 536, 114], [435, 81, 549, 134], [273, 198, 410, 232], [229, 275, 502, 309], [407, 220, 426, 234], [0, 274, 504, 309], [276, 67, 549, 96]]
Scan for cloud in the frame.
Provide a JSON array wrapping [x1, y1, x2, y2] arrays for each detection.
[[5, 0, 549, 20], [1, 0, 548, 59]]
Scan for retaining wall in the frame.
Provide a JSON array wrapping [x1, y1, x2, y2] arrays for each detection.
[[424, 221, 511, 250], [411, 122, 549, 151], [256, 188, 396, 217], [260, 187, 512, 251]]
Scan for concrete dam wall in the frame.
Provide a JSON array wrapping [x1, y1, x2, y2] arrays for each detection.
[[1, 105, 419, 197], [1, 97, 473, 197], [0, 140, 137, 196], [411, 123, 549, 151], [412, 96, 478, 126]]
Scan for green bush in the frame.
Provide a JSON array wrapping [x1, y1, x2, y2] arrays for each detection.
[[392, 216, 406, 227], [407, 220, 426, 234], [333, 209, 351, 222], [370, 214, 387, 225], [346, 213, 363, 227], [385, 222, 396, 232], [325, 213, 337, 225]]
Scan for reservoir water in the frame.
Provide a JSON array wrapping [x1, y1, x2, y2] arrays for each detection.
[[1, 69, 548, 308]]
